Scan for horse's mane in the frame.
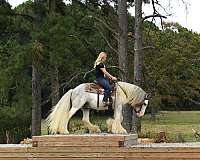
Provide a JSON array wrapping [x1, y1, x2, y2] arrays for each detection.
[[116, 82, 146, 106]]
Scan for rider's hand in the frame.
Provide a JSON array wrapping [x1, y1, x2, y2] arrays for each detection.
[[112, 76, 117, 81]]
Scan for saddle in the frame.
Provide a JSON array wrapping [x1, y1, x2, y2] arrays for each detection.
[[85, 81, 116, 108], [85, 81, 116, 96]]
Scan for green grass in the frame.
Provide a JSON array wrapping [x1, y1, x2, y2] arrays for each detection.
[[42, 111, 200, 142], [141, 111, 200, 142]]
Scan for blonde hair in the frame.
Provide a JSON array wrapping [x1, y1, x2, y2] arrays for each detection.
[[94, 52, 107, 68]]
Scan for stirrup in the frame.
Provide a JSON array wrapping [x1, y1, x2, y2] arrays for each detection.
[[103, 101, 112, 107], [93, 80, 98, 84]]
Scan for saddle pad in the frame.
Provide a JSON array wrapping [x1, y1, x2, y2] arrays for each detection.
[[85, 83, 104, 95], [85, 83, 116, 96]]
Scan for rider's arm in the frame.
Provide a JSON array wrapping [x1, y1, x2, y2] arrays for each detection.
[[100, 68, 117, 80]]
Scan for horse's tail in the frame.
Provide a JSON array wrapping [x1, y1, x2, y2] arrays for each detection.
[[46, 89, 73, 134]]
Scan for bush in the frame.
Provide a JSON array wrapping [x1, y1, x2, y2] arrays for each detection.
[[0, 106, 31, 143]]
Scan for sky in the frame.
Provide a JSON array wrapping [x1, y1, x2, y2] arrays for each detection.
[[7, 0, 200, 33]]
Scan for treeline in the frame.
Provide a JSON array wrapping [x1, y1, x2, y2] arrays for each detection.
[[0, 0, 200, 142]]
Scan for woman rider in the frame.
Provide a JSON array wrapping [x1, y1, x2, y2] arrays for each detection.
[[94, 52, 117, 105]]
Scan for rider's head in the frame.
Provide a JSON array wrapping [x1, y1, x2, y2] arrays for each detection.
[[94, 52, 107, 68], [100, 52, 107, 62]]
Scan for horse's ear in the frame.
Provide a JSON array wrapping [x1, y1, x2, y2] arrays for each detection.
[[145, 93, 151, 100]]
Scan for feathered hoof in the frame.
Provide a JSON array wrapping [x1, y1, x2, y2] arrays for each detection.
[[106, 118, 114, 133], [111, 120, 127, 134], [62, 130, 69, 134], [89, 125, 101, 133]]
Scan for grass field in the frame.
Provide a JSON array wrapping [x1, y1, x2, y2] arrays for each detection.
[[42, 111, 200, 142]]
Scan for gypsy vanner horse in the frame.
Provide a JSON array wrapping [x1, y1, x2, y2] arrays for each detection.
[[46, 81, 150, 134]]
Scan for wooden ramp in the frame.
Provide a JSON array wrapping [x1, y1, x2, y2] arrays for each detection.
[[1, 134, 200, 160]]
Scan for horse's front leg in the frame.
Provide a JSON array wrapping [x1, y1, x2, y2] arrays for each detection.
[[111, 104, 127, 134]]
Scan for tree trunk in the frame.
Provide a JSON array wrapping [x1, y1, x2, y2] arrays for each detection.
[[150, 106, 156, 121], [118, 0, 129, 82], [134, 0, 143, 86], [131, 110, 141, 133], [133, 0, 144, 133], [32, 65, 41, 136], [49, 0, 56, 12], [50, 62, 60, 106], [49, 0, 60, 106], [32, 0, 42, 136], [118, 0, 134, 133], [6, 130, 10, 144]]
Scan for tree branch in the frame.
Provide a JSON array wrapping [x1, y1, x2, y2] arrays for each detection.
[[92, 15, 118, 37], [192, 129, 200, 139], [69, 34, 98, 53], [96, 25, 118, 54], [143, 13, 167, 21], [134, 45, 155, 51], [83, 69, 95, 79], [107, 66, 126, 75], [42, 71, 86, 106], [74, 0, 118, 37], [83, 65, 126, 79], [188, 98, 200, 105], [5, 12, 34, 21]]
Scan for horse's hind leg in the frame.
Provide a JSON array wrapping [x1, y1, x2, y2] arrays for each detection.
[[64, 98, 85, 134], [82, 109, 101, 133]]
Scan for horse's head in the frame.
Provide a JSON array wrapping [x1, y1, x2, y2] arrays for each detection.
[[134, 93, 151, 117]]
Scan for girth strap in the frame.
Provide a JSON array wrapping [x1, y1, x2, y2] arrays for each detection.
[[97, 90, 100, 108]]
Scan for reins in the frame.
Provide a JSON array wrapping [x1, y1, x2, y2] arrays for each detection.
[[111, 81, 128, 110], [114, 81, 128, 98]]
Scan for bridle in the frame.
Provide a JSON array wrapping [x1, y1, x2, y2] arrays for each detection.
[[111, 80, 150, 114], [133, 95, 149, 113]]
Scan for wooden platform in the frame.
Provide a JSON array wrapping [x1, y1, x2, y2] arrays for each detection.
[[32, 134, 138, 147], [1, 134, 200, 160]]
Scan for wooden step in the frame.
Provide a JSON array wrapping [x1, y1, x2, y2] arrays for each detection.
[[1, 135, 200, 160], [0, 144, 29, 160], [32, 134, 138, 147], [0, 144, 200, 160]]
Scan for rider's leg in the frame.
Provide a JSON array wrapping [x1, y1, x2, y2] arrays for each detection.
[[82, 108, 101, 133], [97, 78, 111, 102]]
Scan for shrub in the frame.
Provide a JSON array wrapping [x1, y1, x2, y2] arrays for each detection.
[[0, 106, 31, 143]]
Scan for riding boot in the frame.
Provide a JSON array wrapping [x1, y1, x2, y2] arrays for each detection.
[[109, 97, 113, 103]]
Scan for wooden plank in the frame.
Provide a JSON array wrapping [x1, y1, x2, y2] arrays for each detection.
[[28, 152, 200, 158], [30, 159, 198, 160], [28, 146, 200, 153], [0, 158, 27, 160], [35, 141, 120, 147], [0, 146, 28, 159], [0, 147, 27, 153], [124, 152, 200, 158], [32, 134, 138, 147], [32, 134, 130, 142], [125, 158, 200, 160], [1, 134, 200, 160], [0, 152, 28, 158], [28, 158, 123, 160]]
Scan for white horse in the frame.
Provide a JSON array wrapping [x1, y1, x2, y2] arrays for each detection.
[[46, 81, 150, 134]]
